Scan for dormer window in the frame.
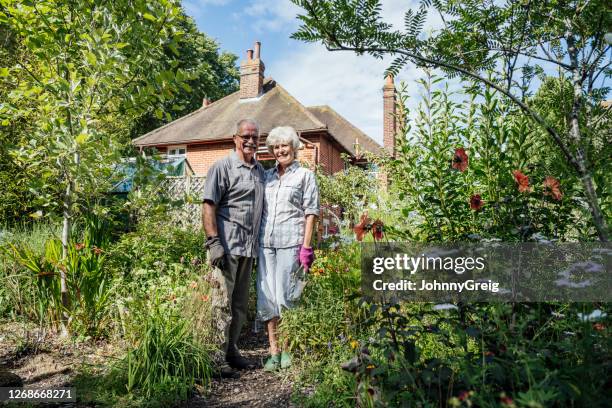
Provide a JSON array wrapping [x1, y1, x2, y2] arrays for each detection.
[[167, 145, 186, 158]]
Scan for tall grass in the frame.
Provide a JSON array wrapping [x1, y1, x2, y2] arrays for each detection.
[[0, 222, 61, 319], [120, 294, 213, 404]]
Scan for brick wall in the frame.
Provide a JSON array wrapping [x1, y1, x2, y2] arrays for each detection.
[[317, 135, 345, 174], [186, 142, 235, 175], [157, 130, 349, 176]]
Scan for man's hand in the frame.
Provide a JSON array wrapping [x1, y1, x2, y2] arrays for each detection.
[[205, 236, 225, 268], [299, 245, 315, 272]]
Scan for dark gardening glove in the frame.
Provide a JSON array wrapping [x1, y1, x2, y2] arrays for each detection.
[[205, 236, 225, 269]]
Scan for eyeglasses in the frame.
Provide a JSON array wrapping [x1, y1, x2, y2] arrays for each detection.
[[235, 134, 259, 142]]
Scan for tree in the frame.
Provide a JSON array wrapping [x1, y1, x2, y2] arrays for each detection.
[[291, 0, 611, 241], [0, 0, 191, 330], [127, 15, 239, 138], [0, 20, 38, 223]]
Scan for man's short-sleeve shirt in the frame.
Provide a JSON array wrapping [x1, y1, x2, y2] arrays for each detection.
[[259, 160, 320, 248], [202, 151, 264, 257]]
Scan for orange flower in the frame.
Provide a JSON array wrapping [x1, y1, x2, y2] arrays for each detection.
[[92, 246, 103, 255], [543, 176, 563, 201], [451, 148, 469, 172], [200, 294, 210, 302], [74, 243, 85, 251], [353, 211, 371, 242], [512, 170, 531, 193], [593, 323, 605, 331], [470, 194, 484, 211], [371, 219, 384, 241]]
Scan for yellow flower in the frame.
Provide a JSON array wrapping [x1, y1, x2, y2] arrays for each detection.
[[350, 340, 359, 349]]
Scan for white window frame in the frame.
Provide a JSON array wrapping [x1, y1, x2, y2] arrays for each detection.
[[167, 145, 187, 158]]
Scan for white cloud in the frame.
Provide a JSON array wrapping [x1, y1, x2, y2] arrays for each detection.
[[271, 44, 420, 144], [183, 0, 233, 22], [243, 0, 302, 33]]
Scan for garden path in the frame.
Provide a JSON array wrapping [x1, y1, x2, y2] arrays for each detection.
[[187, 325, 296, 408]]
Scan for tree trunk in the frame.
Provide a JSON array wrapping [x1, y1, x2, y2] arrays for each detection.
[[60, 177, 71, 336], [567, 34, 609, 241]]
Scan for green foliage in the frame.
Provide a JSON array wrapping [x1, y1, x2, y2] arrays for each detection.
[[346, 302, 611, 407], [281, 244, 368, 406], [384, 71, 597, 241], [2, 232, 113, 336], [128, 16, 239, 138], [118, 295, 212, 404], [315, 160, 379, 223], [106, 221, 204, 278], [284, 245, 611, 407], [292, 0, 611, 240]]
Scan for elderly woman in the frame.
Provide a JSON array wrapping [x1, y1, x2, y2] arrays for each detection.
[[258, 126, 319, 372]]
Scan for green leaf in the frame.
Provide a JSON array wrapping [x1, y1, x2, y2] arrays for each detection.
[[0, 67, 9, 77], [85, 51, 97, 65], [75, 133, 89, 145], [143, 13, 156, 22]]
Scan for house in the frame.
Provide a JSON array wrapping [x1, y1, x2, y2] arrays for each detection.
[[132, 41, 398, 175]]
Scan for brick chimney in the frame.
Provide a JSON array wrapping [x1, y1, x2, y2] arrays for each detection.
[[240, 41, 265, 99], [383, 74, 397, 157]]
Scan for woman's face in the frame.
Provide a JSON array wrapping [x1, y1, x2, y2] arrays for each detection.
[[273, 143, 294, 168]]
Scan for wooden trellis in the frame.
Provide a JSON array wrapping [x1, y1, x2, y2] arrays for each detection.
[[161, 175, 207, 228]]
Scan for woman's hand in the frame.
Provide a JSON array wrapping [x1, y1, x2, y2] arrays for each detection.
[[299, 245, 315, 272]]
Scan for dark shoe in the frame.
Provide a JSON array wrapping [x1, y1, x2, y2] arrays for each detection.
[[212, 365, 240, 379], [226, 353, 256, 370]]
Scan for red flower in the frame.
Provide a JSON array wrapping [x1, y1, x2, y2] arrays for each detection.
[[371, 219, 384, 241], [470, 194, 484, 211], [501, 395, 514, 406], [92, 246, 103, 255], [543, 176, 563, 201], [353, 212, 371, 241], [512, 170, 531, 193], [458, 391, 469, 401], [593, 323, 605, 331], [451, 148, 469, 172], [74, 243, 85, 251], [201, 294, 210, 302]]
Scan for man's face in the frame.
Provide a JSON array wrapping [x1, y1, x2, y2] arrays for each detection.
[[234, 123, 259, 160]]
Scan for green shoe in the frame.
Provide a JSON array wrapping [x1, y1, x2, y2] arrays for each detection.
[[280, 351, 292, 369], [263, 354, 281, 372]]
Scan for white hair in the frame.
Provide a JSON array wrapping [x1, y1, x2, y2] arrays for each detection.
[[266, 126, 301, 157], [236, 118, 259, 135]]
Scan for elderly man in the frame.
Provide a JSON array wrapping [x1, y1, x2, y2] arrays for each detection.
[[202, 118, 264, 376]]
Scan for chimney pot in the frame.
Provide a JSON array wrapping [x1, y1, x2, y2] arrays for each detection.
[[385, 74, 394, 86], [254, 41, 261, 59], [240, 41, 265, 99]]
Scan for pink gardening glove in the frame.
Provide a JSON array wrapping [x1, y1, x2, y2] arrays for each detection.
[[299, 245, 315, 272]]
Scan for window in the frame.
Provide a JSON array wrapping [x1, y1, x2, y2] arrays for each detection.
[[167, 145, 186, 158]]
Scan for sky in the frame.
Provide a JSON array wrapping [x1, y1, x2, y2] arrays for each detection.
[[183, 0, 427, 144], [182, 1, 609, 144]]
